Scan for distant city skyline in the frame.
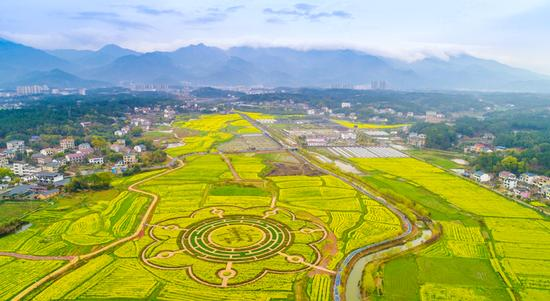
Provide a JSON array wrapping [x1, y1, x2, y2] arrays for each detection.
[[1, 0, 550, 74]]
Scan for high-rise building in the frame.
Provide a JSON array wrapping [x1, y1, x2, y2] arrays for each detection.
[[371, 80, 387, 90], [16, 85, 49, 95]]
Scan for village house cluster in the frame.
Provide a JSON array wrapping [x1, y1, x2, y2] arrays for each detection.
[[496, 171, 550, 200], [0, 126, 160, 201], [0, 136, 143, 200], [459, 169, 550, 201], [0, 103, 184, 201]]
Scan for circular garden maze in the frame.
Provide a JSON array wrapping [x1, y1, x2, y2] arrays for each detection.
[[141, 206, 328, 287], [183, 215, 293, 263]]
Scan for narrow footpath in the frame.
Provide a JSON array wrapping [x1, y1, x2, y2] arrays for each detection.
[[9, 159, 184, 301]]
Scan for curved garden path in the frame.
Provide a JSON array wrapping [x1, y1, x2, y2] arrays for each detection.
[[9, 159, 184, 301], [238, 112, 438, 301]]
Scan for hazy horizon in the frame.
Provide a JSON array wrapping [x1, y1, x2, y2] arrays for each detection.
[[1, 0, 550, 74]]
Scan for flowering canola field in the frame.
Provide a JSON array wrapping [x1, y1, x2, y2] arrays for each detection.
[[0, 115, 406, 300], [353, 157, 550, 300]]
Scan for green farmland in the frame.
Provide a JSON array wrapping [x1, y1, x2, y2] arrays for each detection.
[[352, 158, 550, 301], [0, 114, 403, 301], [1, 113, 547, 301]]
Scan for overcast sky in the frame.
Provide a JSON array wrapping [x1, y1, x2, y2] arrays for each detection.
[[1, 0, 550, 74]]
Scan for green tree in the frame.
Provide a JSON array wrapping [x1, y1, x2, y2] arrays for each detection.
[[500, 156, 519, 173], [412, 123, 457, 150], [0, 168, 13, 178], [476, 153, 500, 172], [90, 136, 108, 149], [66, 172, 113, 192], [107, 152, 123, 163], [130, 127, 143, 137]]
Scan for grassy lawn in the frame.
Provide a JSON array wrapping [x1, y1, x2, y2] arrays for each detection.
[[417, 257, 503, 287], [407, 149, 468, 169], [379, 255, 420, 301], [0, 201, 46, 225], [209, 184, 271, 196]]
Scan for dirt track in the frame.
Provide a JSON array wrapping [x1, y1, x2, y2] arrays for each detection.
[[8, 159, 184, 301], [0, 252, 74, 261], [220, 152, 241, 181]]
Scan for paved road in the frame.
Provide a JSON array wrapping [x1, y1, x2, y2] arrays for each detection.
[[290, 151, 414, 301], [238, 112, 423, 301]]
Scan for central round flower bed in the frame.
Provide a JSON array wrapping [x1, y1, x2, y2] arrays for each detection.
[[181, 215, 293, 263]]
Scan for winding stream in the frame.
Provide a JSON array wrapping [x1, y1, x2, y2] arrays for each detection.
[[344, 229, 433, 300]]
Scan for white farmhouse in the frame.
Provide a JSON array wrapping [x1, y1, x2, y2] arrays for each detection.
[[473, 171, 491, 183]]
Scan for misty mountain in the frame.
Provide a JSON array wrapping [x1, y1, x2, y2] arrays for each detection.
[[48, 44, 140, 68], [1, 38, 549, 92], [164, 43, 229, 76], [0, 38, 72, 83], [226, 47, 417, 86], [404, 54, 548, 90], [87, 52, 185, 84], [5, 69, 108, 89]]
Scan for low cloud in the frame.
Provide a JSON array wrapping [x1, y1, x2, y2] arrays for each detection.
[[266, 17, 286, 24], [263, 3, 351, 21], [225, 5, 245, 13], [133, 5, 183, 16], [294, 3, 316, 13], [186, 5, 245, 24], [72, 11, 152, 30]]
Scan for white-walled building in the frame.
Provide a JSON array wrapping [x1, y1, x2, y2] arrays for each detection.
[[88, 157, 104, 165], [123, 153, 138, 165], [520, 173, 537, 185], [503, 175, 518, 190], [473, 171, 491, 183], [6, 140, 25, 152], [60, 138, 75, 151], [10, 163, 40, 176]]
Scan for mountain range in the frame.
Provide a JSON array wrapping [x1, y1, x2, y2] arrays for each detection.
[[1, 37, 549, 92]]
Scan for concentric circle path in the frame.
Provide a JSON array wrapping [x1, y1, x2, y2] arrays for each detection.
[[181, 215, 293, 263]]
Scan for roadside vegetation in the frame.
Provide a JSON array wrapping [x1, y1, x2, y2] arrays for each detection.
[[351, 157, 549, 300]]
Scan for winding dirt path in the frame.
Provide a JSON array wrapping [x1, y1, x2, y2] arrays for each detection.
[[10, 159, 184, 301], [220, 152, 241, 181], [0, 252, 75, 261]]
